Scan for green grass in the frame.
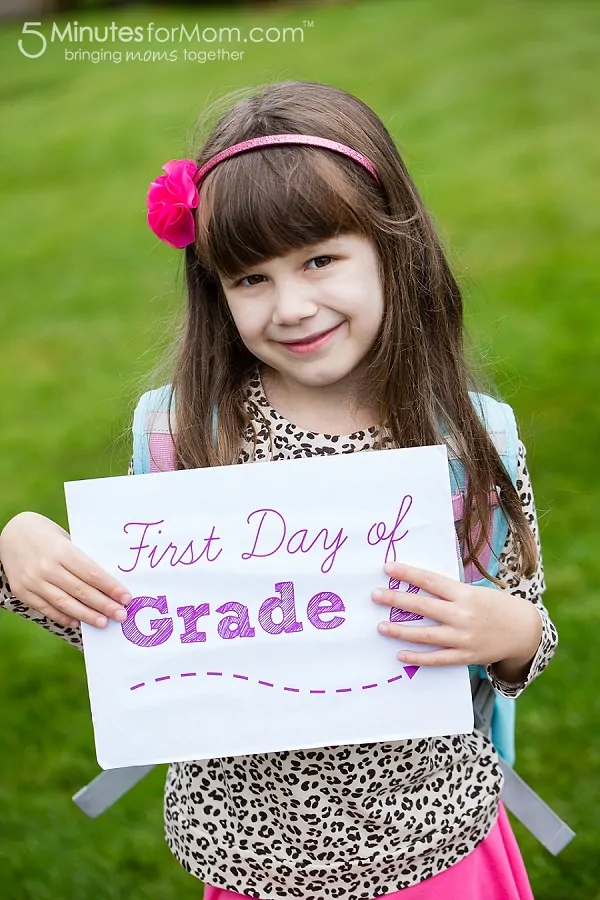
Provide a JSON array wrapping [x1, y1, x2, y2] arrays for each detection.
[[0, 0, 599, 897]]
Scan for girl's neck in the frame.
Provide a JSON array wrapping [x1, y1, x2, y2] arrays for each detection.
[[259, 365, 379, 435]]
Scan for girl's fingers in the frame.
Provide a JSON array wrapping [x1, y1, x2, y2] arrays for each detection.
[[395, 648, 471, 667], [40, 582, 114, 629], [56, 567, 128, 623], [65, 551, 131, 604], [383, 562, 465, 603], [379, 622, 458, 647], [371, 587, 457, 624], [21, 591, 79, 629]]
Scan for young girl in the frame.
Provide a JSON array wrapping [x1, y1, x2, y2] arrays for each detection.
[[0, 80, 557, 899]]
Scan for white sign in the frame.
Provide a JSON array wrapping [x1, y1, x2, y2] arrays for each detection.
[[64, 446, 473, 770]]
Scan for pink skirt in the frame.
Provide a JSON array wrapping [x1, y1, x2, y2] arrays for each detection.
[[203, 803, 533, 900]]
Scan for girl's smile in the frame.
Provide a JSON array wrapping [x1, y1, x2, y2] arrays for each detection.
[[278, 321, 345, 354]]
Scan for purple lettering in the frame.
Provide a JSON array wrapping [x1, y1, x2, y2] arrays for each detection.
[[367, 495, 413, 563], [317, 529, 347, 574], [118, 520, 164, 573], [286, 528, 311, 555], [148, 541, 178, 569], [286, 527, 348, 574], [306, 591, 346, 630], [241, 510, 346, 573], [122, 595, 173, 647], [173, 541, 201, 567], [390, 605, 424, 624], [367, 521, 388, 544], [241, 508, 286, 561], [388, 578, 424, 623], [177, 604, 210, 643], [201, 525, 222, 562], [258, 582, 303, 635], [118, 520, 221, 573], [216, 602, 256, 639]]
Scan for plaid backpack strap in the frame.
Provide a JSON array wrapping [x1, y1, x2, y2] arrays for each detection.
[[132, 385, 176, 475], [132, 387, 219, 475], [449, 392, 518, 586]]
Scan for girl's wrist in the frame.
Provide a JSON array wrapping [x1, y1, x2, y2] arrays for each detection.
[[492, 602, 543, 684]]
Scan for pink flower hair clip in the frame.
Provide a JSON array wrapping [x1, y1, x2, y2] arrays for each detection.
[[146, 135, 381, 249], [146, 158, 200, 250]]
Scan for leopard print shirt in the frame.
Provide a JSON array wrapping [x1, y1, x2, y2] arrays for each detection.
[[0, 373, 558, 899]]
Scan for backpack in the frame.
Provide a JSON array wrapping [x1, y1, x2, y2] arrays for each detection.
[[73, 387, 575, 854]]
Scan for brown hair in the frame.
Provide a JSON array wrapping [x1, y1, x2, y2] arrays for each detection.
[[162, 80, 537, 583]]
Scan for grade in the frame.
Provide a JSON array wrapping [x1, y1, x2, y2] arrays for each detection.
[[121, 581, 347, 648]]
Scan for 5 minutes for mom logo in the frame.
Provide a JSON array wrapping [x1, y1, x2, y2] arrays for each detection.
[[17, 20, 313, 59]]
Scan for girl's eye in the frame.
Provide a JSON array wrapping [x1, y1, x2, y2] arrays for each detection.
[[237, 273, 266, 288], [308, 255, 333, 269]]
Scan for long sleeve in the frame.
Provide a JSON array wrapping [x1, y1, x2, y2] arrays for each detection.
[[0, 561, 83, 650], [485, 439, 558, 697], [0, 458, 136, 651]]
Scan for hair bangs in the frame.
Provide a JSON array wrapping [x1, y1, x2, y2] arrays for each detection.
[[194, 147, 375, 281]]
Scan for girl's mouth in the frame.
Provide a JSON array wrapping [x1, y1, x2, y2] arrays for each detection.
[[280, 323, 342, 355]]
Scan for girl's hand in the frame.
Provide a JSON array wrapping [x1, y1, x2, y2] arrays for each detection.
[[0, 511, 131, 629], [372, 561, 542, 676]]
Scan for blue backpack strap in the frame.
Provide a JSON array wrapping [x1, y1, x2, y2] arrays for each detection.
[[472, 391, 519, 562], [132, 387, 218, 475], [472, 394, 519, 765], [450, 392, 518, 579], [132, 385, 174, 475], [452, 393, 519, 765]]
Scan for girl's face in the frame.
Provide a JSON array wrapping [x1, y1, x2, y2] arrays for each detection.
[[220, 233, 384, 391]]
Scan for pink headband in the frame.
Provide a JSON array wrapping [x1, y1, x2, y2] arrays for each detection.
[[146, 133, 380, 249]]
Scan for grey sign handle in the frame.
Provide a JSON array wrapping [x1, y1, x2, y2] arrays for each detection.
[[72, 765, 156, 818]]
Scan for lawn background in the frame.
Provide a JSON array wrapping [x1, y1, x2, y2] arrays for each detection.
[[0, 1, 598, 897]]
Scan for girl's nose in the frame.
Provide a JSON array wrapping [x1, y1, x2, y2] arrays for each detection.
[[271, 279, 319, 325]]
